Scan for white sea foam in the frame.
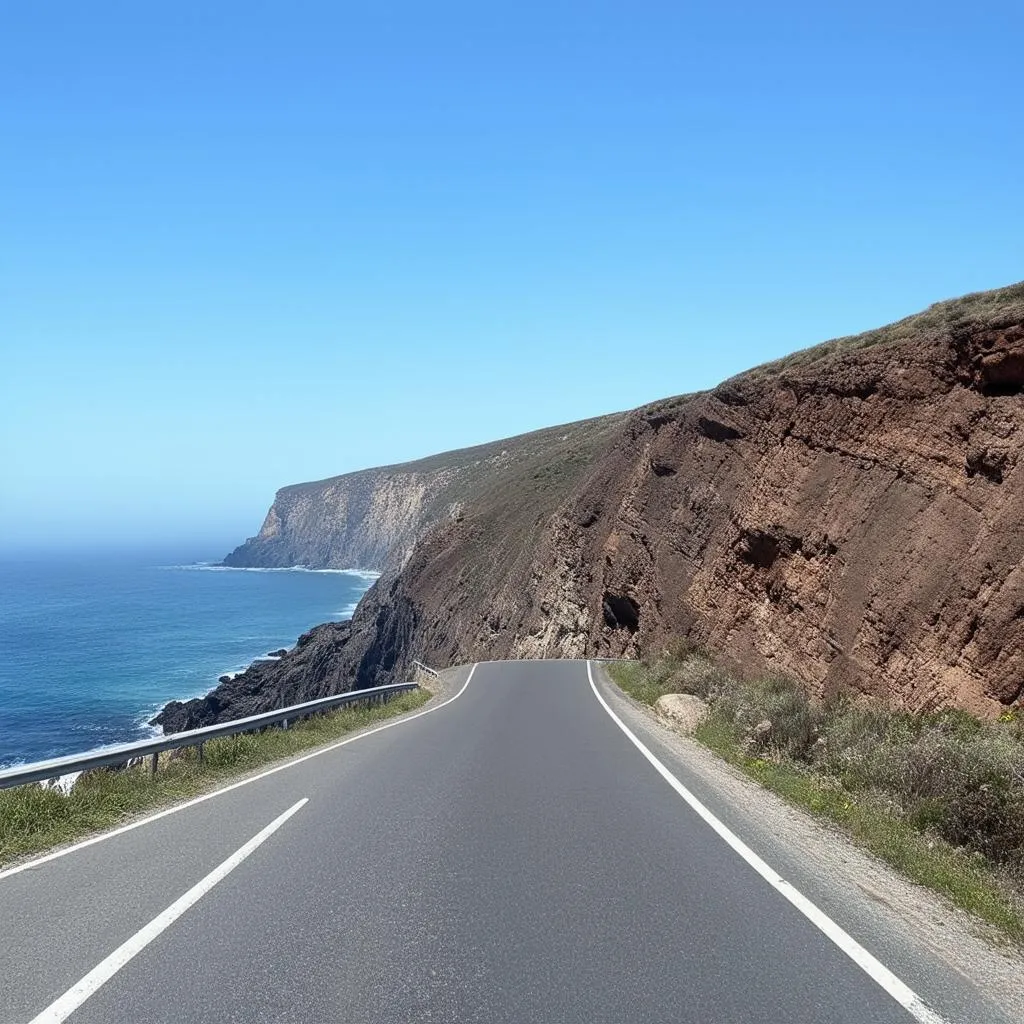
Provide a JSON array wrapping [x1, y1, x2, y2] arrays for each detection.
[[162, 564, 381, 579], [327, 568, 381, 581], [133, 707, 171, 735], [40, 771, 82, 795]]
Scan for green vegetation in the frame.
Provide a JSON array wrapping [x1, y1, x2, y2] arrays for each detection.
[[610, 650, 1024, 944], [0, 688, 429, 868], [745, 279, 1024, 379], [283, 409, 629, 522]]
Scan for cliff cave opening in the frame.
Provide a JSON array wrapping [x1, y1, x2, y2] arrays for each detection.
[[965, 452, 1006, 484], [603, 592, 641, 632], [737, 529, 783, 570]]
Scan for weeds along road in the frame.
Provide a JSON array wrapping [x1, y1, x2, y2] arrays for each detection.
[[0, 661, 1010, 1023]]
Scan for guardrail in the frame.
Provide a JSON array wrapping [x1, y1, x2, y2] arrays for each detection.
[[0, 682, 419, 791], [411, 660, 439, 678]]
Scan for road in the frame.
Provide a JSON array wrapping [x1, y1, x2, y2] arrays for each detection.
[[0, 660, 1007, 1022]]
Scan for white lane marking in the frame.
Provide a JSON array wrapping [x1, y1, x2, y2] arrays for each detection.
[[586, 661, 949, 1024], [28, 797, 308, 1024], [1, 666, 477, 882]]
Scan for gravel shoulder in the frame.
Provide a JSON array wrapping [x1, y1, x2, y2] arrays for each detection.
[[593, 662, 1024, 1024], [416, 662, 471, 702]]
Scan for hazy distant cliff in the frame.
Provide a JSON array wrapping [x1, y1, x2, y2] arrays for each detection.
[[160, 281, 1024, 732], [224, 466, 454, 572], [223, 416, 627, 573]]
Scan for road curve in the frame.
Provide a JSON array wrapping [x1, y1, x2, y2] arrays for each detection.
[[0, 661, 983, 1022]]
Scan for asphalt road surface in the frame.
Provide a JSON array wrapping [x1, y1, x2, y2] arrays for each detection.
[[0, 661, 993, 1022]]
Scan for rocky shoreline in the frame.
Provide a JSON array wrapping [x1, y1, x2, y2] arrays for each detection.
[[152, 628, 353, 732], [152, 570, 418, 733]]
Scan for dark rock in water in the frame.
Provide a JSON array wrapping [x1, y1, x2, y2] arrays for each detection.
[[218, 674, 232, 684], [267, 648, 288, 658], [151, 587, 415, 733], [151, 699, 194, 734]]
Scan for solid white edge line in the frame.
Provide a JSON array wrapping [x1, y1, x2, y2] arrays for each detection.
[[1, 665, 477, 882], [28, 797, 309, 1024], [586, 661, 950, 1024]]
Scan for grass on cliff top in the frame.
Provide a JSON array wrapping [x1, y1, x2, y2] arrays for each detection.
[[610, 651, 1024, 945], [0, 688, 429, 869], [744, 278, 1024, 380], [283, 409, 629, 498]]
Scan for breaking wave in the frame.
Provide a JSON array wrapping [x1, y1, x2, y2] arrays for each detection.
[[162, 563, 380, 580]]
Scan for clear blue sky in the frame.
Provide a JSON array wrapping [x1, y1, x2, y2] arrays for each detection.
[[2, 1, 1021, 552]]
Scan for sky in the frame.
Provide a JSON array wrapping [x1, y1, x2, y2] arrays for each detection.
[[2, 1, 1021, 552]]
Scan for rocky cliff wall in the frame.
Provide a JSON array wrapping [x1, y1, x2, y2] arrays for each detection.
[[161, 282, 1024, 731], [156, 412, 627, 728], [516, 286, 1024, 716]]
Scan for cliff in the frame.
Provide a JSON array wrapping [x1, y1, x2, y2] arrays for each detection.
[[223, 415, 627, 572], [155, 411, 628, 729], [157, 281, 1024, 732]]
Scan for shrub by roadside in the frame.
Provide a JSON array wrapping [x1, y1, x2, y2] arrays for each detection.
[[609, 651, 1024, 944], [0, 688, 429, 868]]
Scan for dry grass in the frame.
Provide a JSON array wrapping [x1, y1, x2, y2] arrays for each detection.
[[610, 652, 1024, 944], [743, 279, 1024, 379]]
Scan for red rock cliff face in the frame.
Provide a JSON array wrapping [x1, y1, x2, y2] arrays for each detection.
[[172, 283, 1024, 732], [400, 283, 1024, 716]]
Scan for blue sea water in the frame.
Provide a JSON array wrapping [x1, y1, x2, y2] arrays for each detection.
[[0, 550, 377, 768]]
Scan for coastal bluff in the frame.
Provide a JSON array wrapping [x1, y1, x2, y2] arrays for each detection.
[[223, 414, 627, 573], [159, 281, 1024, 733]]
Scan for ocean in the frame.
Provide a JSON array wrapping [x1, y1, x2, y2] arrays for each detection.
[[0, 550, 377, 768]]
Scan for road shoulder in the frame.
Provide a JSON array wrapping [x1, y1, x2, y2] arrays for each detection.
[[591, 661, 1024, 1024]]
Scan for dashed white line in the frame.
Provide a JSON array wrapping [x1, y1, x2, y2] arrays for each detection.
[[28, 797, 308, 1024]]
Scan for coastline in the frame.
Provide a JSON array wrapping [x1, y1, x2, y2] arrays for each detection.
[[166, 563, 381, 580], [140, 566, 381, 737], [0, 561, 380, 770]]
